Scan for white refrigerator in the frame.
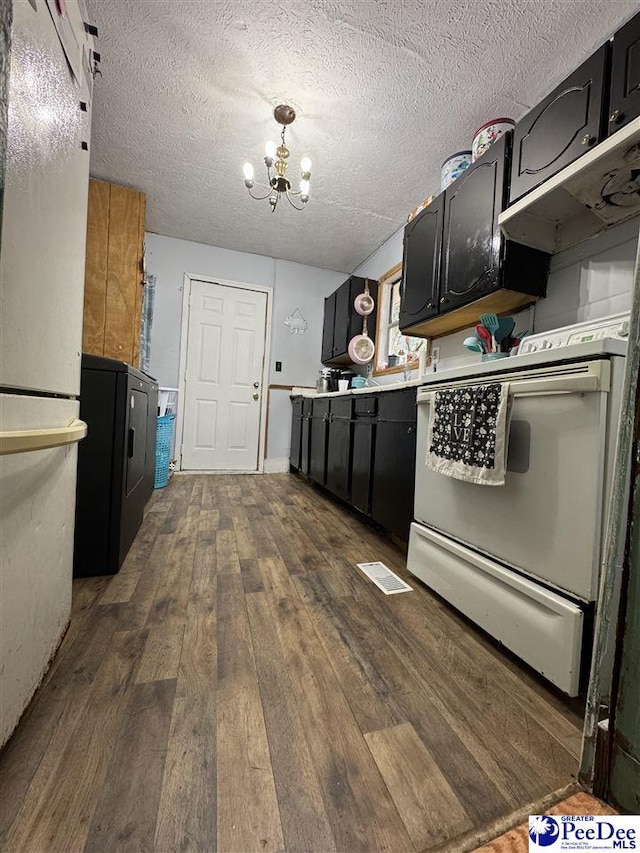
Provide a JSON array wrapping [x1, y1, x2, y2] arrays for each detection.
[[0, 0, 94, 746]]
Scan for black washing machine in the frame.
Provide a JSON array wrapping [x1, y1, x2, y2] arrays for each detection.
[[74, 354, 158, 577]]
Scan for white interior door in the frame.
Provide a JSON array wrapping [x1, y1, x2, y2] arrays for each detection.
[[182, 280, 267, 471]]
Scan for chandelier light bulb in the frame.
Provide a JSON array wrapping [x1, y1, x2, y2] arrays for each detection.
[[244, 105, 312, 212]]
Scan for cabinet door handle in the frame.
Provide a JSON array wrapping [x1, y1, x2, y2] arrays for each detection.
[[128, 427, 135, 459], [407, 426, 415, 434], [581, 133, 595, 146], [427, 301, 434, 309], [440, 296, 449, 305], [609, 109, 623, 124]]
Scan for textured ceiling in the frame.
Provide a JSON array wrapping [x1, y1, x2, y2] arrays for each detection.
[[87, 0, 639, 272]]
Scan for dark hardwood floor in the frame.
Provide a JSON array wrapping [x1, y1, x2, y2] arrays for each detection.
[[0, 473, 583, 852]]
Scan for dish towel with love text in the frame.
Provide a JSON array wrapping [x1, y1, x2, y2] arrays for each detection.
[[425, 382, 511, 486]]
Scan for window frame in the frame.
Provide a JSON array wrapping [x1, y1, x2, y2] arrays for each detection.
[[373, 262, 427, 377]]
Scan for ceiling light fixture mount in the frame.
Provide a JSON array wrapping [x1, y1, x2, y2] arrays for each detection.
[[242, 104, 311, 212]]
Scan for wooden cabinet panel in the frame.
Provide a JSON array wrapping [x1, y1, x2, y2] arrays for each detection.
[[371, 420, 416, 541], [351, 397, 376, 516], [440, 136, 506, 311], [82, 180, 146, 366], [326, 397, 352, 501], [510, 46, 608, 204], [321, 293, 336, 363], [400, 135, 548, 339], [300, 398, 312, 475], [104, 185, 143, 362], [82, 179, 110, 356], [371, 389, 417, 541], [399, 194, 444, 332], [608, 11, 640, 136], [309, 399, 330, 485], [289, 397, 303, 471]]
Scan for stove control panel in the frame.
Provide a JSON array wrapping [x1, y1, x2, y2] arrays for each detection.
[[518, 312, 631, 355]]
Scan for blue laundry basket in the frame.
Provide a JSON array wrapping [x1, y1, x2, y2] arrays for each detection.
[[154, 414, 175, 488]]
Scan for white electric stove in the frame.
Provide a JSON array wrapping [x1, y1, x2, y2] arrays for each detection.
[[408, 312, 630, 696]]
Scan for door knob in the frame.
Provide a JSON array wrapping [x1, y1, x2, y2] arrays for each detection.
[[252, 393, 259, 400], [253, 381, 259, 388]]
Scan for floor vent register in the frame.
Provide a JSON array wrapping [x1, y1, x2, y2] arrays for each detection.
[[356, 562, 413, 595]]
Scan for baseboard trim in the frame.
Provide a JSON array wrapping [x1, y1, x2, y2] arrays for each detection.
[[263, 457, 290, 474]]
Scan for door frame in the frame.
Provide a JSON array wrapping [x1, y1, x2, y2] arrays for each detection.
[[175, 273, 273, 473]]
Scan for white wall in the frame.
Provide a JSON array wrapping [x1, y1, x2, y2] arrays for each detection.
[[145, 234, 346, 468], [352, 218, 639, 375]]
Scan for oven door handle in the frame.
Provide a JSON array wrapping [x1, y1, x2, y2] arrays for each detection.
[[417, 361, 610, 402]]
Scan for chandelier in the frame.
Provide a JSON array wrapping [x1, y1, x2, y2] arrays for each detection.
[[242, 104, 311, 212]]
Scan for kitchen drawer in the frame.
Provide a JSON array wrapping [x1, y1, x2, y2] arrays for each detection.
[[330, 397, 352, 419], [510, 44, 609, 204], [407, 523, 584, 695], [354, 395, 377, 417], [377, 388, 417, 422]]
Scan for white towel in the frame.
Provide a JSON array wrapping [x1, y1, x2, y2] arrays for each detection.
[[425, 382, 511, 486]]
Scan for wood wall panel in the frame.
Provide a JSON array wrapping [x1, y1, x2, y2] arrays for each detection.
[[104, 184, 142, 362], [82, 180, 146, 366], [82, 179, 110, 356]]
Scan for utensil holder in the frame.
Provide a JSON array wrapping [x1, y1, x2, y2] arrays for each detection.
[[481, 352, 510, 362]]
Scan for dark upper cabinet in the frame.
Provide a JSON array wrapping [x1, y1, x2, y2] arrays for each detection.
[[440, 136, 507, 310], [325, 397, 352, 501], [510, 45, 609, 204], [321, 294, 336, 363], [399, 193, 444, 330], [321, 276, 378, 366], [333, 281, 352, 360], [400, 135, 549, 337], [609, 12, 640, 135]]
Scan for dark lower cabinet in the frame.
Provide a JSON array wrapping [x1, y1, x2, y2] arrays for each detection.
[[289, 396, 303, 471], [309, 398, 329, 485], [370, 390, 417, 541], [609, 11, 640, 136], [351, 396, 377, 515], [294, 389, 416, 541], [326, 398, 352, 501], [300, 398, 312, 476], [510, 45, 609, 204]]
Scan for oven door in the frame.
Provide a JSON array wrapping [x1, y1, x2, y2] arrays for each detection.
[[414, 359, 610, 602]]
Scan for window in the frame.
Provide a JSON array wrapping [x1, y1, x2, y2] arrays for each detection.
[[374, 263, 427, 375]]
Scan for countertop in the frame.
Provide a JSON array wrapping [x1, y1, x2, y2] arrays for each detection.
[[291, 376, 428, 398]]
